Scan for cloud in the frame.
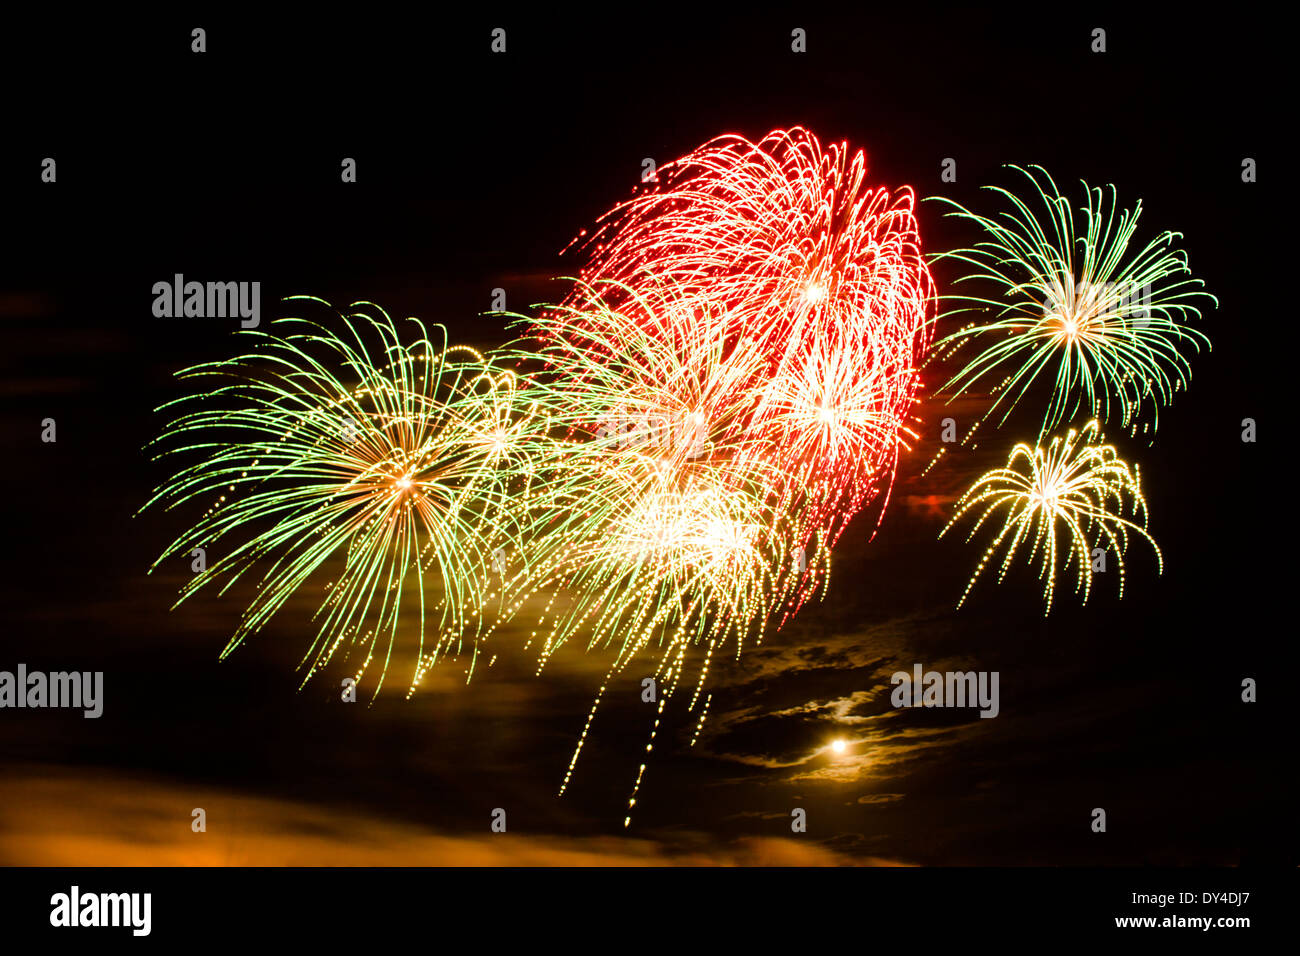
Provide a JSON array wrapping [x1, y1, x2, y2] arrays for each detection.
[[695, 611, 994, 782], [0, 766, 907, 867]]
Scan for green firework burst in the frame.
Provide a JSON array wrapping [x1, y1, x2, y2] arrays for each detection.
[[142, 297, 542, 695], [929, 164, 1217, 442]]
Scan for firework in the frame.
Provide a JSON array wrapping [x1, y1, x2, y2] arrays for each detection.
[[142, 297, 541, 695], [565, 127, 934, 545], [491, 279, 830, 814], [144, 128, 938, 823], [519, 131, 934, 815], [929, 164, 1216, 442], [743, 316, 924, 545], [506, 279, 832, 641], [939, 419, 1162, 615]]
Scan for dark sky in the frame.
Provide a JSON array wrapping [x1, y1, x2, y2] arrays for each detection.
[[0, 8, 1288, 865]]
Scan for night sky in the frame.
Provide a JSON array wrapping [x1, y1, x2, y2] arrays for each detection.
[[1, 9, 1288, 866]]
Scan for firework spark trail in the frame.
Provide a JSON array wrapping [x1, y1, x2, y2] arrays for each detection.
[[927, 164, 1216, 444], [939, 419, 1162, 615], [142, 297, 542, 697]]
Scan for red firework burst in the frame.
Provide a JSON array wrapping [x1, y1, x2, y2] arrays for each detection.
[[564, 128, 935, 549]]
